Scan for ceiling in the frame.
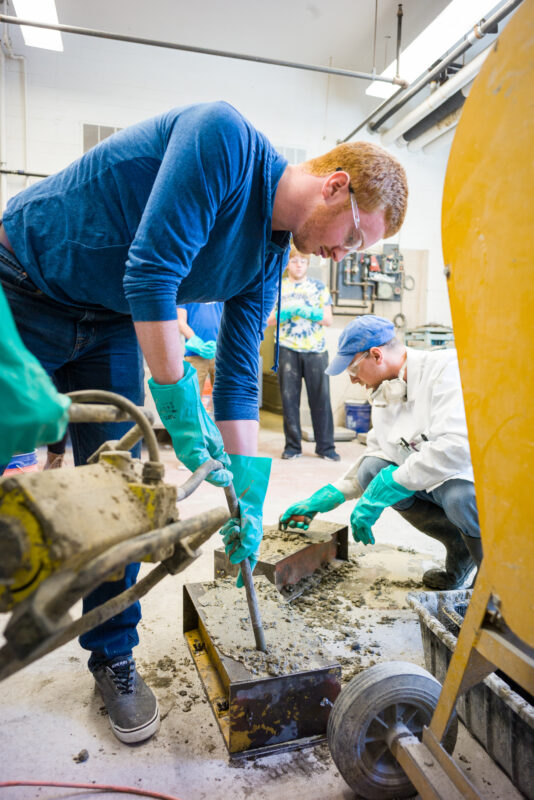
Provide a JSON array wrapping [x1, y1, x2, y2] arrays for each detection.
[[7, 0, 455, 103], [2, 0, 506, 151]]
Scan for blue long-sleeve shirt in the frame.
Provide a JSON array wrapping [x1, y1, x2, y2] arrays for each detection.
[[3, 101, 290, 420]]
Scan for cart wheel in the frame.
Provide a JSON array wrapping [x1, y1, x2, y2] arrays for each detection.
[[327, 661, 458, 800]]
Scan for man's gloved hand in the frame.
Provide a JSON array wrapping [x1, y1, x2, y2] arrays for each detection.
[[198, 339, 217, 359], [186, 334, 208, 357], [279, 305, 300, 322], [279, 484, 345, 530], [351, 465, 414, 545], [220, 454, 271, 588], [294, 305, 323, 322], [148, 362, 232, 487]]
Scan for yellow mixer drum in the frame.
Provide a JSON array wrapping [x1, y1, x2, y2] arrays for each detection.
[[442, 2, 533, 645]]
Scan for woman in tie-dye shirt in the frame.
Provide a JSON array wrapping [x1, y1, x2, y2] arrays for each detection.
[[267, 246, 339, 461]]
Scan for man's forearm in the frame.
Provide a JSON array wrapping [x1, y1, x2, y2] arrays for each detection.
[[217, 419, 259, 456], [135, 319, 184, 385]]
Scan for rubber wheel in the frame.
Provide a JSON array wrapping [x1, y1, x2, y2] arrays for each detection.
[[327, 661, 458, 800]]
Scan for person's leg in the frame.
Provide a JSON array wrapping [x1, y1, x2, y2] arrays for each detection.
[[357, 457, 476, 589], [53, 312, 158, 743], [357, 456, 397, 490], [1, 257, 156, 741], [425, 479, 482, 577], [54, 313, 144, 659], [185, 354, 209, 395], [302, 350, 338, 460], [277, 346, 303, 457]]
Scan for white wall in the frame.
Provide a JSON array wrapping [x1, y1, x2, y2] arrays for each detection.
[[1, 8, 453, 326]]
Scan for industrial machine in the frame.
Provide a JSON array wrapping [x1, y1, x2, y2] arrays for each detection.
[[326, 4, 534, 798], [0, 389, 232, 681]]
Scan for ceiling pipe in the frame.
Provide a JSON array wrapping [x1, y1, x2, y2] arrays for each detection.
[[380, 43, 491, 146], [406, 106, 463, 152], [395, 4, 403, 80], [341, 0, 523, 142], [0, 14, 408, 87], [401, 90, 464, 142], [369, 0, 522, 132]]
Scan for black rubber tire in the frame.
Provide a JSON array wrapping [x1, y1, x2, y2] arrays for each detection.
[[327, 661, 458, 800]]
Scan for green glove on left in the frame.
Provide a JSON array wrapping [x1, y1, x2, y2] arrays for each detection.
[[279, 305, 300, 322], [0, 285, 70, 464], [294, 305, 323, 322], [149, 362, 232, 487], [220, 454, 271, 588], [350, 465, 414, 545], [279, 484, 345, 530], [199, 340, 217, 359]]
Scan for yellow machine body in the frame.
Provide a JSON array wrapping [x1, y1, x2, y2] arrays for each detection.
[[442, 3, 534, 646], [0, 451, 178, 612]]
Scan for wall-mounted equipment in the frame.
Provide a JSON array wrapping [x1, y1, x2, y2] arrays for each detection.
[[329, 245, 409, 315]]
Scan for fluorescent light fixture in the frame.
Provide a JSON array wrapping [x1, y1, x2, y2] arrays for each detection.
[[12, 0, 63, 52], [367, 0, 493, 99]]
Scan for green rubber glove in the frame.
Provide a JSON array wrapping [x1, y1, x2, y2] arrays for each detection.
[[148, 362, 232, 487], [279, 484, 345, 530], [186, 334, 208, 356], [350, 465, 414, 545], [0, 286, 70, 465], [198, 340, 217, 359], [279, 305, 300, 322], [294, 305, 323, 322], [220, 454, 272, 588]]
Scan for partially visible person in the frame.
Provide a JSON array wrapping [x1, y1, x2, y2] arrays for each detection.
[[177, 301, 223, 402], [267, 246, 339, 461], [280, 315, 482, 590], [0, 284, 70, 471], [45, 437, 67, 469]]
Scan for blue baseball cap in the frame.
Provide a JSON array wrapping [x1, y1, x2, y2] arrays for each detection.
[[326, 315, 395, 376]]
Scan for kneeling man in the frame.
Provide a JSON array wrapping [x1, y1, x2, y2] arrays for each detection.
[[280, 315, 482, 589]]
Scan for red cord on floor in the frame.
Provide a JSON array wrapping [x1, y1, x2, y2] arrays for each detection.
[[0, 780, 183, 800]]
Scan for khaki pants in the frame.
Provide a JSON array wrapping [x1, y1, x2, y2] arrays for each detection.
[[185, 355, 216, 396]]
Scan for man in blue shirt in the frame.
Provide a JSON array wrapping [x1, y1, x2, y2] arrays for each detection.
[[0, 101, 408, 743]]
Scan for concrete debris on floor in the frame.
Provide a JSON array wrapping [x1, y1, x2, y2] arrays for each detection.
[[0, 413, 524, 799]]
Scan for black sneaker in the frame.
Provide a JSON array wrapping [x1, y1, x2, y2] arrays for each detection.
[[281, 451, 302, 460], [92, 656, 160, 744], [318, 452, 341, 462]]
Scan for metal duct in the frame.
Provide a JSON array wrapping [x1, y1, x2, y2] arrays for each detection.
[[380, 43, 491, 146], [402, 90, 465, 142], [407, 107, 463, 152]]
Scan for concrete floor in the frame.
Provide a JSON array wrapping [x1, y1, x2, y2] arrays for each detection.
[[0, 411, 525, 800]]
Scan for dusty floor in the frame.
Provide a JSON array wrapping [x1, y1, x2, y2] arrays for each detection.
[[0, 411, 525, 799]]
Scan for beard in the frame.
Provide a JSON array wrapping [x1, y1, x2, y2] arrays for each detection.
[[292, 202, 345, 256]]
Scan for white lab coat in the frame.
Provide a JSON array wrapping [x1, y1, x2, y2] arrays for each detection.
[[333, 347, 474, 499]]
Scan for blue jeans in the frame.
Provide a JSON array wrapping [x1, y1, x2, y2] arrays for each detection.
[[0, 244, 144, 664], [357, 456, 481, 539]]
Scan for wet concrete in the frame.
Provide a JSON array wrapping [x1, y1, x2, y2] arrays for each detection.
[[191, 576, 331, 677]]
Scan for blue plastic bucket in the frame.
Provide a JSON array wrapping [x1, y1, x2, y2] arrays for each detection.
[[345, 401, 371, 433]]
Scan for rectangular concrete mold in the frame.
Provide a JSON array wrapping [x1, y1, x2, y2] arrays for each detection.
[[184, 577, 341, 758], [214, 521, 348, 595], [408, 589, 534, 799]]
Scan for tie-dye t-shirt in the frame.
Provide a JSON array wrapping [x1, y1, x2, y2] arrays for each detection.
[[275, 276, 332, 353]]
